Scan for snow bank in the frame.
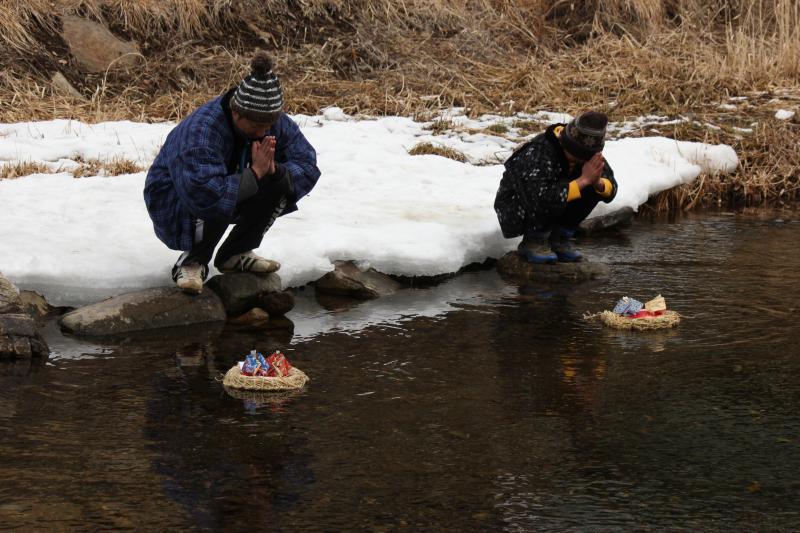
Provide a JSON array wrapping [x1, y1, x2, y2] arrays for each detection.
[[0, 109, 738, 303]]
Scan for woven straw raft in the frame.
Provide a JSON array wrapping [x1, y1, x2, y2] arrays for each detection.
[[594, 309, 681, 330], [223, 386, 304, 405], [222, 365, 310, 391]]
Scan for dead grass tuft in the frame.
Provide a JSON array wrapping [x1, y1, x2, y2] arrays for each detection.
[[72, 157, 144, 177], [0, 160, 52, 179], [408, 142, 467, 162], [485, 123, 509, 135]]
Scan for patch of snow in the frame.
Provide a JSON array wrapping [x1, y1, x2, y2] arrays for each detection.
[[775, 109, 796, 121], [0, 111, 738, 304]]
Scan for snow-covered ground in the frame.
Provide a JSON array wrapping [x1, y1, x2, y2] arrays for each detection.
[[0, 108, 738, 304]]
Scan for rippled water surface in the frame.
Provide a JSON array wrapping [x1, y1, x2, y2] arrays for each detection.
[[2, 213, 799, 530]]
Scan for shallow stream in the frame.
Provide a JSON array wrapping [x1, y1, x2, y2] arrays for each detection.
[[1, 212, 799, 530]]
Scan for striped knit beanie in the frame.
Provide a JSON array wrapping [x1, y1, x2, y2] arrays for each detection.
[[561, 111, 608, 161], [231, 52, 283, 122]]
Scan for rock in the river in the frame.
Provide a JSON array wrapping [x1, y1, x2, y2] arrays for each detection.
[[61, 15, 141, 73], [59, 287, 226, 337], [19, 291, 57, 320], [579, 207, 635, 234], [497, 252, 609, 283], [0, 274, 21, 314], [315, 261, 401, 299], [229, 308, 271, 327], [0, 273, 49, 359], [206, 273, 282, 316], [257, 291, 295, 316]]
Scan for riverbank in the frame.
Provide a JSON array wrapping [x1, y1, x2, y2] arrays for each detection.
[[0, 1, 798, 208], [0, 110, 738, 305]]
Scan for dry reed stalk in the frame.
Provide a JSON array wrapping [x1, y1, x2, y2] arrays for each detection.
[[0, 0, 798, 210]]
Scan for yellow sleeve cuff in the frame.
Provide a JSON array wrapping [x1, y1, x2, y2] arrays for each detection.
[[567, 180, 581, 202], [596, 178, 613, 198]]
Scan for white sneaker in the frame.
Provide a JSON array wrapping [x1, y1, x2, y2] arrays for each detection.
[[218, 251, 280, 274], [175, 264, 204, 294]]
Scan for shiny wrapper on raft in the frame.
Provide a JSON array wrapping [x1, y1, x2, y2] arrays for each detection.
[[598, 309, 681, 330], [223, 350, 309, 391]]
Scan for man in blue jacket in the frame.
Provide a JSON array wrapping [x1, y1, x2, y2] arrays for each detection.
[[144, 52, 321, 294]]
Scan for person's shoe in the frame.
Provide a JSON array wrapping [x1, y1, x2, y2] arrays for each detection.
[[549, 227, 583, 262], [218, 251, 281, 274], [517, 231, 558, 264], [174, 263, 204, 294]]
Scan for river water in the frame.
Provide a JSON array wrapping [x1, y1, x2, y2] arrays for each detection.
[[1, 212, 799, 530]]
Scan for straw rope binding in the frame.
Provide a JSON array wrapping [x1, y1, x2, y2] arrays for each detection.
[[594, 309, 681, 330], [223, 386, 304, 405], [222, 365, 309, 390]]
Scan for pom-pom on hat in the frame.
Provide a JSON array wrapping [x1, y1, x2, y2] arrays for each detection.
[[561, 111, 608, 161], [231, 52, 283, 122]]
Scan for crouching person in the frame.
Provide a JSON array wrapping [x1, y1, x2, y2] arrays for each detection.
[[144, 52, 321, 294], [494, 111, 617, 263]]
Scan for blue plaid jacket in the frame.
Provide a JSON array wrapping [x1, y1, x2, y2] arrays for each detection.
[[144, 92, 321, 250]]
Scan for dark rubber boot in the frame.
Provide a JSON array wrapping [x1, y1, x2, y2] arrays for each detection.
[[517, 231, 557, 264], [549, 227, 583, 262]]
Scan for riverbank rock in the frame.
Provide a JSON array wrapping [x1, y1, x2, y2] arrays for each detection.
[[18, 290, 61, 320], [0, 273, 49, 359], [315, 261, 401, 299], [59, 287, 226, 337], [228, 308, 271, 327], [206, 273, 282, 316], [257, 291, 295, 316], [61, 15, 141, 73], [579, 207, 635, 234], [497, 252, 609, 284]]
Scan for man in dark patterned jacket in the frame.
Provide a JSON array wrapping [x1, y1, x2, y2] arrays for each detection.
[[494, 111, 617, 263], [144, 52, 321, 294]]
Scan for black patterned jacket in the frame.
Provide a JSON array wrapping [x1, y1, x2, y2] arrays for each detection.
[[493, 124, 617, 238]]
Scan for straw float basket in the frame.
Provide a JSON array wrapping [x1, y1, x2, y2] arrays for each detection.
[[223, 386, 304, 405], [597, 310, 681, 330], [222, 365, 310, 391]]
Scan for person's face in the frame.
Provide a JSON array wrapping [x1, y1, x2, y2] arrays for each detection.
[[232, 111, 274, 141]]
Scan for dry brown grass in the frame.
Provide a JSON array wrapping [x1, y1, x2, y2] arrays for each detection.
[[0, 160, 52, 179], [0, 0, 799, 207], [72, 157, 144, 177], [408, 142, 467, 163]]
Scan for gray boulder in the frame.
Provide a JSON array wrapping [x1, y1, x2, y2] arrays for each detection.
[[315, 261, 401, 299], [59, 287, 226, 337], [50, 72, 84, 100], [497, 252, 609, 284], [206, 272, 282, 316], [579, 207, 635, 234], [0, 273, 49, 359], [61, 15, 141, 73]]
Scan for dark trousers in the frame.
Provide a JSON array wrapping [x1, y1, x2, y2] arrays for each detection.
[[173, 187, 288, 280], [532, 185, 603, 234]]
